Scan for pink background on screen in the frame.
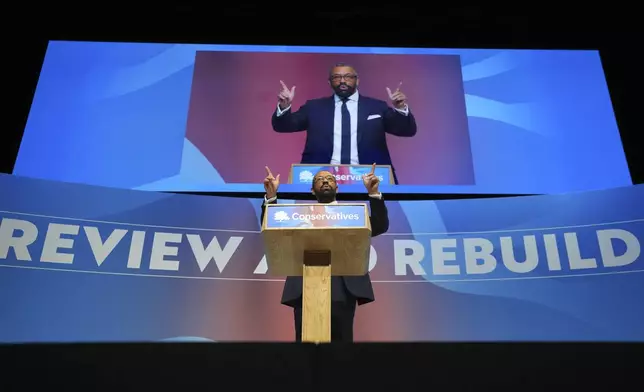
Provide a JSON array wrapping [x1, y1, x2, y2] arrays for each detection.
[[185, 51, 474, 185]]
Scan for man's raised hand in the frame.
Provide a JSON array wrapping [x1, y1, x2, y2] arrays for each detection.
[[386, 81, 407, 109], [278, 80, 296, 110], [264, 166, 280, 199], [362, 163, 380, 194]]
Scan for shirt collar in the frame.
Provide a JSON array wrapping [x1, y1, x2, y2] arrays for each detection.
[[334, 91, 359, 103]]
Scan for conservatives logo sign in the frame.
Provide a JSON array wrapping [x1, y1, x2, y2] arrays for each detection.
[[333, 173, 384, 182], [298, 170, 314, 183], [292, 166, 389, 185], [273, 211, 290, 222], [266, 205, 367, 228], [297, 173, 385, 184], [293, 211, 360, 221]]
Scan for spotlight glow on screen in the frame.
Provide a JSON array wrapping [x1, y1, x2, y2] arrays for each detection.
[[13, 41, 631, 194]]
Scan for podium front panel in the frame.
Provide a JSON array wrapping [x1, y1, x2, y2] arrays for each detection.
[[264, 203, 367, 229], [262, 203, 371, 276]]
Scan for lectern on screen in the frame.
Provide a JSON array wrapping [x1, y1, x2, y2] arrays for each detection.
[[261, 202, 371, 343]]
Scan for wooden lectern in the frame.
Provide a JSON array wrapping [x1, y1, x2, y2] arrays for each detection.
[[261, 203, 371, 343]]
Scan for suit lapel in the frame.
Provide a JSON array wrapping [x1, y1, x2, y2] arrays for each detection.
[[323, 95, 336, 143], [357, 96, 368, 144]]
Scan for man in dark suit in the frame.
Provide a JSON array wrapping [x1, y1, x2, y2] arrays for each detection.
[[260, 164, 389, 342], [271, 63, 417, 184]]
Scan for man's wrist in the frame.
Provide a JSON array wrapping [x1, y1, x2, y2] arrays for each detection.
[[368, 192, 382, 199], [276, 103, 291, 117]]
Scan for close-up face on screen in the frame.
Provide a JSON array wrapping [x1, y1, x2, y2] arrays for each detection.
[[13, 41, 632, 195]]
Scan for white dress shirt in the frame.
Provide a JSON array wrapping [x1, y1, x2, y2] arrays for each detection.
[[276, 91, 409, 165]]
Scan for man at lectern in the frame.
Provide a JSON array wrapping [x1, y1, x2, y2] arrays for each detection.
[[261, 164, 389, 342], [271, 63, 417, 184]]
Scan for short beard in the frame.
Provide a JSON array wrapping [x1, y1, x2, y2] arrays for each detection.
[[314, 189, 336, 203], [333, 84, 355, 98]]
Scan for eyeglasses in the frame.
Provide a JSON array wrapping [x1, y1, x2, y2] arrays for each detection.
[[330, 74, 357, 82], [314, 176, 336, 183]]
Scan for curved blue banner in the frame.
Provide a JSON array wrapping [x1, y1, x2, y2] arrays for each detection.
[[0, 173, 642, 342]]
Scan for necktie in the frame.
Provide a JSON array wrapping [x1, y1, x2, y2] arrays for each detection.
[[340, 97, 351, 164]]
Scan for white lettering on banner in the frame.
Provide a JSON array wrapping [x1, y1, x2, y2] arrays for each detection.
[[41, 223, 78, 264], [84, 226, 128, 266], [291, 212, 360, 221], [333, 174, 385, 182], [127, 231, 146, 269], [391, 231, 641, 276], [187, 234, 243, 272], [0, 218, 243, 274], [300, 174, 385, 183], [0, 217, 641, 278]]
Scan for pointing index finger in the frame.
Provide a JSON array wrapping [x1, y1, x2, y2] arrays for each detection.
[[265, 166, 273, 177], [279, 80, 288, 90]]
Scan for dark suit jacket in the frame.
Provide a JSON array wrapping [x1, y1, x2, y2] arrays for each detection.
[[271, 95, 417, 184], [260, 196, 389, 307]]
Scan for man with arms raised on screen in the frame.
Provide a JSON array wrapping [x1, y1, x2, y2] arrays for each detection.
[[271, 63, 417, 184], [260, 164, 389, 342]]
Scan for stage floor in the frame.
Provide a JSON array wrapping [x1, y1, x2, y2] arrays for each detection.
[[1, 342, 642, 390]]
